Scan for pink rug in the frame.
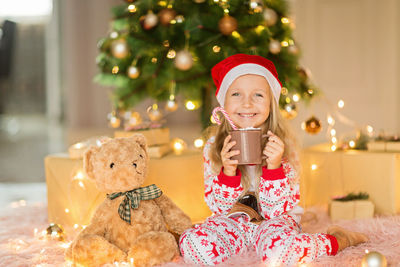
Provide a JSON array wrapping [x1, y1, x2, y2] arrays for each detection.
[[1, 203, 399, 267]]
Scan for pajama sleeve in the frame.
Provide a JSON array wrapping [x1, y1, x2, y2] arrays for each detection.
[[203, 137, 244, 215], [258, 159, 300, 220]]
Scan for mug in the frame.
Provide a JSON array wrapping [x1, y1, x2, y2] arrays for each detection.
[[229, 128, 266, 165]]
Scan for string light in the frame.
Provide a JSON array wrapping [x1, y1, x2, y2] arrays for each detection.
[[327, 115, 335, 125], [349, 140, 355, 148], [292, 94, 300, 102], [331, 145, 337, 151], [194, 138, 204, 148], [338, 99, 345, 108], [127, 5, 136, 13], [281, 17, 290, 24], [330, 129, 336, 136], [212, 45, 221, 53], [112, 66, 119, 74], [167, 49, 176, 58], [281, 40, 289, 47], [185, 101, 196, 110], [311, 164, 318, 170]]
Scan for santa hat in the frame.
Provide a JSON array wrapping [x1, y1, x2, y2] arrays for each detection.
[[211, 54, 282, 107]]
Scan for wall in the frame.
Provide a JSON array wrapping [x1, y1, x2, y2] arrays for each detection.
[[290, 0, 399, 146]]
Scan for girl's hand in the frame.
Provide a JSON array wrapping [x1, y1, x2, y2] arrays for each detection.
[[221, 135, 240, 176], [263, 131, 284, 169]]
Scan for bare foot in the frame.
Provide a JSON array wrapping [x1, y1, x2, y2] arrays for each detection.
[[327, 225, 368, 251]]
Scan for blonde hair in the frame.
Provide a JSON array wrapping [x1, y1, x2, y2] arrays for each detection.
[[208, 92, 300, 198]]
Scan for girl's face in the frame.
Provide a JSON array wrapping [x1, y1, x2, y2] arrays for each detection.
[[224, 74, 272, 128]]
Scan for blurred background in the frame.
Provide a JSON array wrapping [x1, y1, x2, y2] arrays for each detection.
[[0, 0, 399, 184]]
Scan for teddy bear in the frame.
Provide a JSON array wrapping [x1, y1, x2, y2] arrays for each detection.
[[65, 135, 192, 267]]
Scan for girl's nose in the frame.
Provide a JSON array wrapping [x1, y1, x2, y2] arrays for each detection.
[[242, 96, 253, 107]]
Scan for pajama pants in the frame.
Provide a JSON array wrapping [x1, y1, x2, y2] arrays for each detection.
[[179, 213, 336, 266]]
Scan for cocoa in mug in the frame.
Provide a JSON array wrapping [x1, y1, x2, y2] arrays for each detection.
[[230, 128, 265, 165]]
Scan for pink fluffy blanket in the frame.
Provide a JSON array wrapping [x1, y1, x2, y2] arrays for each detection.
[[1, 203, 399, 267]]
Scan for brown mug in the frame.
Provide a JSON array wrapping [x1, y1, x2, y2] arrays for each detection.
[[229, 128, 267, 165]]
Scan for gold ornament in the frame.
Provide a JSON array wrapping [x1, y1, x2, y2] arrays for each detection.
[[193, 0, 206, 3], [126, 111, 142, 128], [361, 251, 387, 267], [263, 8, 278, 26], [159, 8, 176, 26], [218, 15, 238, 35], [108, 112, 121, 128], [174, 50, 193, 71], [165, 99, 178, 112], [147, 104, 163, 121], [269, 39, 281, 54], [304, 116, 322, 134], [141, 11, 158, 30], [127, 66, 140, 79], [111, 39, 129, 59], [46, 223, 65, 241], [281, 103, 298, 120]]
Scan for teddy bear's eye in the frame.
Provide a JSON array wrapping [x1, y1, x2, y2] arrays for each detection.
[[132, 163, 137, 168], [139, 154, 143, 158], [110, 163, 115, 168]]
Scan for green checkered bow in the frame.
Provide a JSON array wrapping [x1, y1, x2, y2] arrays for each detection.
[[108, 184, 162, 224]]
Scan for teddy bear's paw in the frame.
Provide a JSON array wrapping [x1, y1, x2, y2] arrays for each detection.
[[128, 231, 179, 267], [66, 234, 127, 266]]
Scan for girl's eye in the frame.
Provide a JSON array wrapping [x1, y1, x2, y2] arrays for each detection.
[[110, 163, 115, 168], [255, 93, 264, 97], [232, 92, 240, 96]]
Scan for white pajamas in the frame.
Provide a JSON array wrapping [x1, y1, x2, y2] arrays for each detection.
[[179, 137, 338, 266]]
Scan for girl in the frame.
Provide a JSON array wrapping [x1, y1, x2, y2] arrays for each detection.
[[179, 54, 368, 266]]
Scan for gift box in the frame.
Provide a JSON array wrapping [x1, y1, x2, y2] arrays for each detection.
[[367, 141, 400, 152], [45, 150, 211, 228], [329, 200, 374, 221], [114, 128, 170, 146], [301, 143, 400, 215]]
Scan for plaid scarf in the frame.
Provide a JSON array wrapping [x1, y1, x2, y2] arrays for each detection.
[[108, 184, 162, 224]]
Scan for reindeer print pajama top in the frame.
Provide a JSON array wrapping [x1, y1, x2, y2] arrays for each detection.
[[179, 137, 338, 266]]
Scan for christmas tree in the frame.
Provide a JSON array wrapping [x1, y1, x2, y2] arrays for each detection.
[[95, 0, 316, 129]]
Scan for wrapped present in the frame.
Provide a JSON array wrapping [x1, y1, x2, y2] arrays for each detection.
[[68, 136, 111, 159], [114, 128, 170, 146], [367, 141, 400, 152], [329, 200, 374, 221], [45, 150, 211, 227]]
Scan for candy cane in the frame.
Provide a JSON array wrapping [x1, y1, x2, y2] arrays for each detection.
[[212, 107, 238, 130]]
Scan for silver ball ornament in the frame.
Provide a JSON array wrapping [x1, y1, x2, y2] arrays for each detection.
[[263, 8, 278, 26], [143, 11, 158, 30], [269, 40, 281, 54], [361, 251, 387, 267], [174, 50, 193, 71]]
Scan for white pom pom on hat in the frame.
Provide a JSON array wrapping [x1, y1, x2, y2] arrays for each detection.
[[211, 54, 282, 107]]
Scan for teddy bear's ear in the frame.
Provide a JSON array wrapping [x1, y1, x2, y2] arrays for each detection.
[[129, 134, 147, 154], [83, 146, 99, 179]]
